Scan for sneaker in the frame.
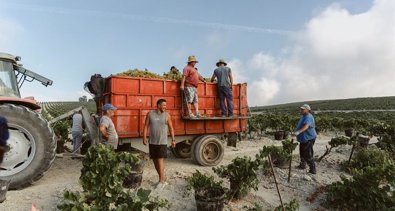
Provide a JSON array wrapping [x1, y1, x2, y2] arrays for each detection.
[[196, 113, 203, 118], [221, 115, 227, 117], [188, 113, 196, 118], [155, 182, 168, 190], [228, 114, 234, 117]]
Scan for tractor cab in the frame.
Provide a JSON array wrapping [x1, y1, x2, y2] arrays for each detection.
[[0, 52, 53, 104], [0, 53, 20, 98]]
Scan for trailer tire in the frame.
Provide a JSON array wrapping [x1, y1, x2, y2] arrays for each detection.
[[171, 141, 192, 158], [193, 135, 224, 166], [0, 104, 56, 190], [191, 135, 205, 162]]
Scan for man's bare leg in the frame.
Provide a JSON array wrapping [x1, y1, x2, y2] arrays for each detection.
[[193, 102, 200, 115], [153, 158, 166, 183]]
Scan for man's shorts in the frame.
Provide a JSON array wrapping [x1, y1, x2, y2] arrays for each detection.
[[149, 144, 168, 159], [184, 86, 198, 103]]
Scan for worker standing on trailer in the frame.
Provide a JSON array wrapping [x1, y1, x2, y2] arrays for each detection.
[[180, 55, 205, 118], [0, 116, 9, 163], [143, 99, 176, 190], [211, 59, 234, 117], [99, 104, 119, 150], [292, 104, 317, 174]]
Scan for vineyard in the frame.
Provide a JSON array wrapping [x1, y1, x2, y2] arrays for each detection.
[[251, 96, 395, 112], [39, 101, 97, 118]]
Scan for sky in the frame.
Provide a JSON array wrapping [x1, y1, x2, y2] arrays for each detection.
[[0, 0, 394, 106]]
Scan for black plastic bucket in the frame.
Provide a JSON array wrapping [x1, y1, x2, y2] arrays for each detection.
[[0, 179, 10, 203], [123, 171, 143, 189], [195, 187, 225, 211]]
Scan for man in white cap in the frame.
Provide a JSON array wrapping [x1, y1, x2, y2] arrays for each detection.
[[292, 104, 317, 174], [211, 59, 234, 117], [180, 55, 205, 118], [99, 103, 118, 149]]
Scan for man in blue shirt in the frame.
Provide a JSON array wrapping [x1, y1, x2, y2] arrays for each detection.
[[211, 59, 234, 117], [292, 104, 317, 174]]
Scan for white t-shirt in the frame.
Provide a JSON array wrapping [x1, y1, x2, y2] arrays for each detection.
[[100, 115, 119, 149]]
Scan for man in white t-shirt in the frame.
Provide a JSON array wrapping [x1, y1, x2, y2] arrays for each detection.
[[99, 103, 118, 149]]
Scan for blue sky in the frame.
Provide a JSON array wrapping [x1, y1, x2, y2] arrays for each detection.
[[1, 0, 394, 106]]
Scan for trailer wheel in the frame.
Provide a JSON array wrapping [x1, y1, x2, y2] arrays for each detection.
[[193, 135, 224, 166], [191, 135, 205, 162], [171, 141, 191, 158], [0, 104, 56, 190]]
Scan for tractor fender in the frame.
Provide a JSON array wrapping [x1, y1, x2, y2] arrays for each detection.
[[0, 97, 40, 110]]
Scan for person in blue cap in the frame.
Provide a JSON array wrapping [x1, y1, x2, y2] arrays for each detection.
[[0, 116, 10, 163], [292, 104, 317, 174], [99, 103, 118, 149]]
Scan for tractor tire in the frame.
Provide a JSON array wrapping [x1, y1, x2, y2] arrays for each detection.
[[171, 141, 192, 158], [193, 135, 224, 166], [0, 104, 56, 190]]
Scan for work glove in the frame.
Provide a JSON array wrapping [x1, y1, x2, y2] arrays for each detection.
[[291, 131, 301, 136]]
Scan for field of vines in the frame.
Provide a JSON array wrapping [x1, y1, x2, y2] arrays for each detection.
[[252, 96, 395, 112], [39, 101, 97, 118]]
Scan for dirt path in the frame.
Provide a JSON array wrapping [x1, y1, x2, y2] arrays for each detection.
[[0, 134, 351, 211]]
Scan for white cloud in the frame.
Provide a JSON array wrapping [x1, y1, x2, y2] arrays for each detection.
[[228, 59, 247, 83], [249, 78, 280, 106], [240, 0, 395, 106]]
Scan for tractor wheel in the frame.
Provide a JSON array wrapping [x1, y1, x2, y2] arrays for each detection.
[[0, 104, 56, 190], [193, 135, 224, 166], [171, 141, 192, 158]]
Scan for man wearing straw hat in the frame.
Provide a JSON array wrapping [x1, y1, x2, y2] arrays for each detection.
[[211, 59, 234, 117], [180, 55, 205, 118]]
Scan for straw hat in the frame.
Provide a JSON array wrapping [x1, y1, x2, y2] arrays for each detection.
[[187, 55, 198, 63], [216, 59, 227, 67]]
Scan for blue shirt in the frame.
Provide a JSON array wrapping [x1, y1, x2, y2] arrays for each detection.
[[213, 66, 231, 87], [295, 113, 317, 143]]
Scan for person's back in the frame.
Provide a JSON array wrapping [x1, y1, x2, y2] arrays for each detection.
[[214, 66, 231, 87], [211, 59, 234, 117], [71, 113, 83, 153], [72, 113, 83, 132]]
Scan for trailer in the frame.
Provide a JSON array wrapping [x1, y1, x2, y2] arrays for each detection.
[[87, 75, 248, 166]]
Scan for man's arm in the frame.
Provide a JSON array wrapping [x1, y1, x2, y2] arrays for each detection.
[[229, 68, 233, 88], [100, 124, 108, 141], [293, 123, 310, 136], [167, 114, 176, 148], [180, 76, 186, 90], [143, 113, 150, 145], [210, 73, 216, 82]]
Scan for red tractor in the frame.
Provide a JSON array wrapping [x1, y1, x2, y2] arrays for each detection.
[[0, 52, 56, 189]]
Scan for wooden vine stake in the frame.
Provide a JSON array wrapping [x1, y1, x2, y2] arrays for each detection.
[[288, 138, 294, 183], [268, 153, 285, 211]]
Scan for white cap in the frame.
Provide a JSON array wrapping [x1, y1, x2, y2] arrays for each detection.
[[300, 104, 311, 111]]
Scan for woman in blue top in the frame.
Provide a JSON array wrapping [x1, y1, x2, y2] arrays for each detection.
[[292, 104, 317, 174]]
